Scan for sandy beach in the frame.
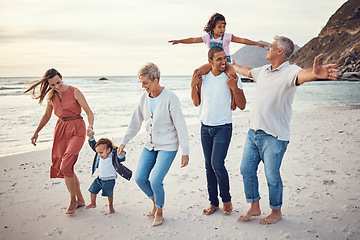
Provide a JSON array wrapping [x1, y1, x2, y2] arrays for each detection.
[[0, 107, 359, 240]]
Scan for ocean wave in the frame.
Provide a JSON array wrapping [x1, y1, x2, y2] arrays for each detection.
[[0, 87, 23, 90], [0, 91, 23, 96]]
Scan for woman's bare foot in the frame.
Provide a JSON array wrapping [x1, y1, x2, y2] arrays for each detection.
[[147, 205, 156, 217], [203, 205, 219, 215], [260, 210, 282, 224], [153, 208, 164, 226], [66, 201, 77, 214], [153, 215, 164, 226], [109, 204, 115, 214], [77, 200, 85, 208], [237, 203, 261, 221], [85, 203, 96, 209], [223, 202, 233, 215], [147, 198, 157, 217]]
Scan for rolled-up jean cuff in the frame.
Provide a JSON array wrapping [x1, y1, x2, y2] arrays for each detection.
[[148, 196, 164, 208], [270, 204, 282, 210], [246, 196, 261, 203]]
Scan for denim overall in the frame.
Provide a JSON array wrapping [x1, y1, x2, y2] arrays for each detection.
[[209, 33, 231, 63]]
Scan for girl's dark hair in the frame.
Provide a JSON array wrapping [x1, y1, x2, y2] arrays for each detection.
[[203, 13, 226, 34], [95, 138, 117, 150], [23, 68, 62, 104]]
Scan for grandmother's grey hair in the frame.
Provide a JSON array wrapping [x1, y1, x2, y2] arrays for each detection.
[[274, 35, 294, 59], [138, 62, 160, 82]]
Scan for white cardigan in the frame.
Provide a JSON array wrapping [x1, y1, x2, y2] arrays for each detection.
[[122, 88, 189, 155]]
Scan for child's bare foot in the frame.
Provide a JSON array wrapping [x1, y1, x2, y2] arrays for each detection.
[[203, 205, 219, 215], [153, 215, 164, 226], [260, 210, 282, 224], [237, 208, 261, 221], [66, 201, 77, 214], [109, 205, 115, 214], [223, 202, 233, 215], [85, 203, 96, 209]]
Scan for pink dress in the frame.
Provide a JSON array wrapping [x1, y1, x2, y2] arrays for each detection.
[[50, 86, 86, 178]]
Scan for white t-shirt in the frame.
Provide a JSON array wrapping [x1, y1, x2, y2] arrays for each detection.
[[98, 152, 117, 180], [250, 61, 302, 141], [199, 71, 243, 126], [202, 33, 233, 56]]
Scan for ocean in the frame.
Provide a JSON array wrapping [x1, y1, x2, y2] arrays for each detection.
[[0, 76, 359, 157]]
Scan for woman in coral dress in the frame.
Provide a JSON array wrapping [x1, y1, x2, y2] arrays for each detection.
[[24, 68, 94, 214]]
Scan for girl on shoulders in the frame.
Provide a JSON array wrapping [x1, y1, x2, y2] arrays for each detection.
[[169, 12, 267, 63], [169, 13, 267, 110]]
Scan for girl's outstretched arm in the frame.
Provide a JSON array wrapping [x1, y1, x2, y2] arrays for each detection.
[[231, 35, 267, 48], [168, 37, 203, 45]]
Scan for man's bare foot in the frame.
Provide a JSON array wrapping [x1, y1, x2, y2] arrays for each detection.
[[109, 205, 115, 214], [203, 205, 219, 215], [237, 208, 261, 221], [85, 203, 96, 209], [223, 202, 233, 215], [153, 215, 164, 226], [66, 202, 77, 214], [260, 210, 282, 224]]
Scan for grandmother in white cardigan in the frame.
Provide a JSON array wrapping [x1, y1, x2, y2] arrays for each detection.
[[118, 62, 189, 227]]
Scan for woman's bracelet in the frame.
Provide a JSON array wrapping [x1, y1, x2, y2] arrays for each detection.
[[88, 125, 93, 129]]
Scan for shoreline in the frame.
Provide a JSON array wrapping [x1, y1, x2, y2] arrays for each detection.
[[1, 104, 359, 159], [1, 107, 359, 240]]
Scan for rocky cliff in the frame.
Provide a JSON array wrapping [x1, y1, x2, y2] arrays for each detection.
[[290, 0, 360, 75]]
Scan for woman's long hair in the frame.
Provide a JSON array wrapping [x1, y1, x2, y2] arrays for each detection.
[[23, 68, 62, 104]]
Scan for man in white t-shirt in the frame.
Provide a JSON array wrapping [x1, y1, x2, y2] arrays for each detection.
[[233, 35, 339, 224], [191, 46, 246, 216]]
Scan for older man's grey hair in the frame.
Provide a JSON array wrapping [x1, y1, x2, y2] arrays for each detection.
[[138, 62, 161, 81], [274, 35, 294, 59]]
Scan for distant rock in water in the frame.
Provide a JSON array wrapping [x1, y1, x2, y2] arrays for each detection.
[[240, 77, 254, 83], [231, 41, 300, 68], [290, 0, 360, 81], [99, 77, 108, 80]]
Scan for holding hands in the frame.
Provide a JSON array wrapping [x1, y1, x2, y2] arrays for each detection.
[[117, 144, 125, 156], [87, 127, 95, 139], [226, 75, 239, 91], [191, 69, 202, 88]]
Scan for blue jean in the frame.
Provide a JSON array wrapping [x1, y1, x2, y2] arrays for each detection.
[[135, 148, 177, 208], [201, 123, 232, 207], [88, 177, 115, 197], [240, 129, 289, 210]]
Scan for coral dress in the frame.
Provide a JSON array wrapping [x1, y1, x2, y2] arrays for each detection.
[[50, 86, 86, 178]]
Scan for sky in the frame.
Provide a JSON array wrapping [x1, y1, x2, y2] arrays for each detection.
[[0, 0, 348, 77]]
